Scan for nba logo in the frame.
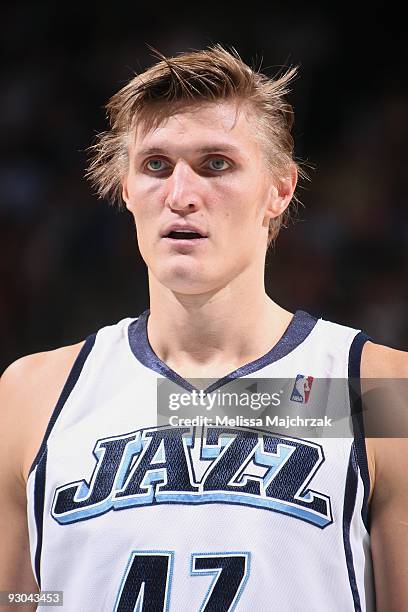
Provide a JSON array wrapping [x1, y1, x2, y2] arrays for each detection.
[[290, 375, 314, 403]]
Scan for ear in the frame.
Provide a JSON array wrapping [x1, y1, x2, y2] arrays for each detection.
[[264, 164, 298, 220], [121, 175, 130, 208]]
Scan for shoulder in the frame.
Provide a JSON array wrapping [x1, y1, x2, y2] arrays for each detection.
[[0, 342, 85, 486], [359, 341, 408, 503], [359, 342, 408, 606], [361, 341, 408, 377], [1, 342, 86, 386], [0, 342, 87, 404]]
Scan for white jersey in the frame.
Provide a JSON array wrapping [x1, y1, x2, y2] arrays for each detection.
[[27, 310, 374, 611]]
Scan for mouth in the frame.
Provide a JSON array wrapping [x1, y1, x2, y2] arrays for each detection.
[[163, 230, 208, 244]]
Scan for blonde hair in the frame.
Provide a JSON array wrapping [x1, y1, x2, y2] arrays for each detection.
[[86, 44, 307, 247]]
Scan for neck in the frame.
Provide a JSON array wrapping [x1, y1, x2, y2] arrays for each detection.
[[146, 266, 293, 378]]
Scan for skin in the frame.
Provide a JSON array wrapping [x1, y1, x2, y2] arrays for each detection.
[[0, 99, 407, 611], [360, 344, 408, 611]]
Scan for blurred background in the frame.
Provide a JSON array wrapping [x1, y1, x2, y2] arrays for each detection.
[[1, 3, 407, 371]]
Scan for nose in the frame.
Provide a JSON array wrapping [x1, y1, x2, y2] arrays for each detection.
[[164, 160, 202, 212]]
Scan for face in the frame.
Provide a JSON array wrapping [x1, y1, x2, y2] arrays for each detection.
[[122, 100, 295, 295]]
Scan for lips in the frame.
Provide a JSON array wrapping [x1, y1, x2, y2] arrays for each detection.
[[161, 223, 208, 239]]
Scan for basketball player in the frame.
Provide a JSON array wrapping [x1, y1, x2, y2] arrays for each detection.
[[1, 45, 407, 611]]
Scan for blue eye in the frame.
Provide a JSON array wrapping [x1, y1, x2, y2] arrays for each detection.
[[146, 159, 166, 171], [208, 158, 229, 171]]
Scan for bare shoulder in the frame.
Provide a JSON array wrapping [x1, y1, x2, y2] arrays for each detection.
[[359, 342, 408, 608], [0, 341, 85, 486], [361, 340, 408, 377], [0, 345, 85, 596], [360, 341, 408, 502]]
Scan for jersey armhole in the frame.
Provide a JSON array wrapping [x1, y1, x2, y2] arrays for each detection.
[[28, 333, 97, 477], [348, 331, 372, 532]]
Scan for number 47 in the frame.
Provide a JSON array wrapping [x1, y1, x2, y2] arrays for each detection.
[[113, 551, 251, 611]]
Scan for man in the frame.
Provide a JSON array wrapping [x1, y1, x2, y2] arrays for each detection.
[[1, 45, 407, 611]]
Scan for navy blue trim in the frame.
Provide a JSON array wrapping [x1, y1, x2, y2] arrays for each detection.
[[343, 446, 363, 612], [28, 333, 97, 476], [33, 448, 47, 588], [128, 309, 317, 394], [348, 331, 372, 531]]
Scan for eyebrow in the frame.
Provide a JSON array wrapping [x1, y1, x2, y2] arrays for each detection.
[[135, 143, 242, 158]]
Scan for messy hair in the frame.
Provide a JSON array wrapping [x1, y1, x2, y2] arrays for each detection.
[[86, 44, 308, 247]]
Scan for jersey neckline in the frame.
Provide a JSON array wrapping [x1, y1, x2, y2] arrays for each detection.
[[128, 309, 317, 393]]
